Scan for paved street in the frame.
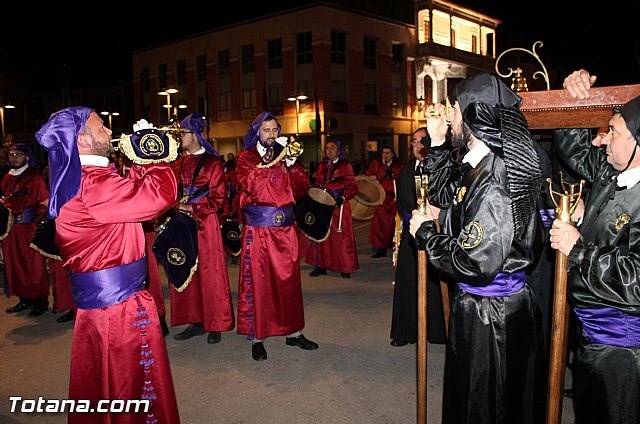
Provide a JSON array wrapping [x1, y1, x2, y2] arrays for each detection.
[[0, 221, 575, 424]]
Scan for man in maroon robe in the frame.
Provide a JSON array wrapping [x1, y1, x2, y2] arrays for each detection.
[[236, 111, 317, 361], [305, 138, 359, 278], [2, 143, 50, 317], [36, 109, 180, 423], [366, 144, 403, 258], [170, 111, 235, 344]]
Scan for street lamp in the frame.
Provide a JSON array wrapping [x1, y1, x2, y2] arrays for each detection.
[[0, 100, 15, 140], [100, 110, 120, 131], [287, 94, 308, 136], [158, 88, 179, 123]]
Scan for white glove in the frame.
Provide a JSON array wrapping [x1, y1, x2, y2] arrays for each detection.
[[133, 119, 154, 132], [275, 136, 288, 147]]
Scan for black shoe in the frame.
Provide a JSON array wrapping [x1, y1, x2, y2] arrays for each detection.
[[207, 331, 222, 344], [340, 273, 350, 279], [252, 342, 267, 361], [286, 334, 319, 350], [309, 267, 327, 277], [28, 298, 49, 317], [159, 316, 169, 337], [6, 300, 31, 313], [28, 306, 48, 317], [390, 339, 409, 347], [56, 310, 76, 323], [371, 249, 387, 258], [174, 323, 204, 340]]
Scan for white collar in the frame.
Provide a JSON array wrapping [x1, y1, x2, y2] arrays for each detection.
[[414, 158, 423, 170], [80, 155, 110, 167], [462, 141, 491, 168], [8, 163, 28, 176], [257, 142, 267, 158], [186, 147, 206, 155], [616, 165, 640, 189]]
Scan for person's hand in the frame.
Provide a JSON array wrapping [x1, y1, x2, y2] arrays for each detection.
[[549, 219, 580, 256], [563, 69, 597, 100], [426, 104, 448, 147], [409, 209, 431, 237]]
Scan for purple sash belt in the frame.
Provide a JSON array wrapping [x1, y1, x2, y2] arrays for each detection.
[[183, 184, 210, 203], [574, 307, 640, 347], [458, 271, 526, 297], [15, 207, 36, 224], [243, 205, 293, 227], [70, 257, 147, 310]]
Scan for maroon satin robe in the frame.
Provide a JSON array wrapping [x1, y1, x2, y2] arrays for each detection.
[[305, 159, 359, 273], [56, 162, 180, 424], [169, 153, 235, 332], [366, 158, 403, 250], [1, 168, 49, 301], [235, 150, 310, 340]]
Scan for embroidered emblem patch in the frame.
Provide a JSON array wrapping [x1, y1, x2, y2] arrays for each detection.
[[615, 213, 631, 232], [273, 210, 286, 226], [460, 221, 483, 249], [456, 186, 467, 205], [263, 146, 275, 163], [167, 248, 186, 266], [139, 132, 166, 157], [304, 212, 316, 225]]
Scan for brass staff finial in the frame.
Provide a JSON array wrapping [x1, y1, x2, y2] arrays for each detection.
[[547, 172, 585, 224]]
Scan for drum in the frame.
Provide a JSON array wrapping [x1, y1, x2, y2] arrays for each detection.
[[221, 219, 242, 257], [152, 211, 199, 292], [30, 218, 61, 260], [350, 175, 385, 221], [0, 204, 14, 241], [295, 186, 336, 242]]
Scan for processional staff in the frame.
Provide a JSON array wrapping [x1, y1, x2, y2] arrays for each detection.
[[415, 171, 429, 424], [545, 174, 584, 424]]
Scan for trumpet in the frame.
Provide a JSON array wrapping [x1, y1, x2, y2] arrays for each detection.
[[425, 97, 453, 121]]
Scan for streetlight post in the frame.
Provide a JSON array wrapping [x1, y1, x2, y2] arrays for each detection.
[[0, 100, 15, 141], [158, 88, 179, 123], [287, 94, 308, 136], [100, 110, 120, 131]]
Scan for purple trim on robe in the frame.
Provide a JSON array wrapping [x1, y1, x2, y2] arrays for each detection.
[[243, 205, 293, 227], [70, 257, 147, 309], [183, 184, 210, 203], [402, 210, 411, 229], [574, 307, 640, 348], [458, 271, 526, 297], [539, 208, 556, 229], [15, 207, 37, 224]]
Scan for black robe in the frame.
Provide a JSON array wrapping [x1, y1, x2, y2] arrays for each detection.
[[415, 148, 546, 424], [555, 128, 640, 424]]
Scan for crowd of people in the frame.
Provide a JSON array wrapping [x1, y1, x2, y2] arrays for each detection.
[[1, 67, 639, 423]]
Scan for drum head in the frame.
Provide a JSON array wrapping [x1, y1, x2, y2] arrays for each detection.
[[0, 205, 14, 241], [308, 187, 336, 206]]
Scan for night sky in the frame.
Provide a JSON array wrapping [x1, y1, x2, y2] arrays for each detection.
[[2, 0, 637, 92]]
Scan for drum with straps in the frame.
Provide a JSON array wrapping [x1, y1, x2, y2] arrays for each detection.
[[0, 204, 14, 241], [152, 211, 199, 292], [349, 175, 386, 221], [221, 218, 242, 257], [295, 186, 336, 242], [30, 218, 61, 260]]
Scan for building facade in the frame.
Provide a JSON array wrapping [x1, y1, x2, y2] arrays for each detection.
[[132, 1, 499, 164]]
